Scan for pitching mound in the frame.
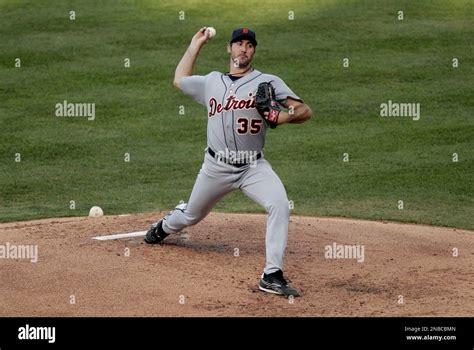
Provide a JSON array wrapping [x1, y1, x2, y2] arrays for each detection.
[[0, 212, 472, 316]]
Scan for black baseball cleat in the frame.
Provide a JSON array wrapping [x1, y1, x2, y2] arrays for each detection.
[[144, 220, 169, 245], [259, 270, 301, 297]]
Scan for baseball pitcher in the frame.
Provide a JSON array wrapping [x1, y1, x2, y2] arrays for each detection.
[[145, 27, 312, 297]]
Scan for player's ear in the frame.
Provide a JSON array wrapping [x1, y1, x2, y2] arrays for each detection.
[[226, 44, 231, 54]]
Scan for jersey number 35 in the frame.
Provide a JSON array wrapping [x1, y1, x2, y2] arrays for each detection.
[[236, 118, 263, 135]]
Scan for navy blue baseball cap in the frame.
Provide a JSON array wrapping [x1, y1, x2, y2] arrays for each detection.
[[230, 28, 257, 46]]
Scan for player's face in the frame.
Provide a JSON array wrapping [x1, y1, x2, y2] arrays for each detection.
[[229, 40, 255, 68]]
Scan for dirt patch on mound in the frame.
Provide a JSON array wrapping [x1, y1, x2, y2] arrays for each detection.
[[0, 212, 472, 316]]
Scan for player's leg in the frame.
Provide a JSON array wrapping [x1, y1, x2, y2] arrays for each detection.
[[239, 159, 290, 274], [145, 153, 235, 244], [162, 166, 233, 234], [238, 159, 300, 297]]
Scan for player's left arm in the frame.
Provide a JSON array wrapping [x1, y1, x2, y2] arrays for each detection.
[[277, 98, 312, 125]]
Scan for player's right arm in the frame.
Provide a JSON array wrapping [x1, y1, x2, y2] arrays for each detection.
[[174, 27, 211, 90]]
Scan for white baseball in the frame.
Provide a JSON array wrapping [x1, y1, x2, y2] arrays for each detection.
[[89, 206, 104, 217], [206, 27, 216, 39]]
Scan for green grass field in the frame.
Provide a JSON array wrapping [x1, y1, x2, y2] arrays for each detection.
[[1, 0, 473, 229]]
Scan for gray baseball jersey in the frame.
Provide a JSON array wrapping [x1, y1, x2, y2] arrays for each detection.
[[160, 69, 304, 275], [179, 69, 302, 153]]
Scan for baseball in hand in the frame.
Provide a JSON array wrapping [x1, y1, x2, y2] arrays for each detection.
[[206, 27, 216, 39]]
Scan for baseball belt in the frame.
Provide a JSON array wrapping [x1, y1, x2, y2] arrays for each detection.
[[207, 148, 262, 168]]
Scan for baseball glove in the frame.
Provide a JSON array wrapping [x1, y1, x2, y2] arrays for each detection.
[[255, 82, 280, 129]]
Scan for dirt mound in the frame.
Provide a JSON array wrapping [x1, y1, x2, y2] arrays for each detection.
[[0, 212, 472, 316]]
